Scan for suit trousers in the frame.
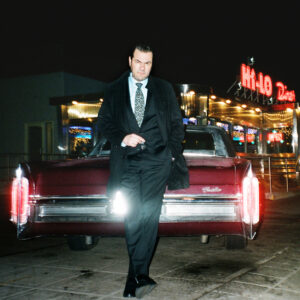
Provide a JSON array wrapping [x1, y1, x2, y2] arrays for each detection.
[[120, 154, 172, 277]]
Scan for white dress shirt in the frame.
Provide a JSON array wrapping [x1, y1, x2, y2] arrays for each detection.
[[121, 73, 149, 147], [128, 72, 148, 112]]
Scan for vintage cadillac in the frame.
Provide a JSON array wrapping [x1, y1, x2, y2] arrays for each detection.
[[10, 125, 263, 250]]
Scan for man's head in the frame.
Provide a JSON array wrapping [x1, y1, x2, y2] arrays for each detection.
[[129, 44, 153, 82]]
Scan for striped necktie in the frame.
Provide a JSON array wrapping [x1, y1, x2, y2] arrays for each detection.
[[135, 83, 145, 127]]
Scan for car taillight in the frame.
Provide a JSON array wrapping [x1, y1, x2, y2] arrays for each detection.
[[11, 176, 29, 225], [242, 170, 259, 225]]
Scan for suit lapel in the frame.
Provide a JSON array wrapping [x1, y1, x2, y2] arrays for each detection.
[[146, 77, 168, 143], [116, 72, 133, 132], [121, 72, 140, 131], [117, 73, 168, 142], [146, 77, 160, 115]]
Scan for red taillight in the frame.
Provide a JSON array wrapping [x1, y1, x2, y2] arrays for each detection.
[[11, 177, 29, 224], [242, 175, 259, 224]]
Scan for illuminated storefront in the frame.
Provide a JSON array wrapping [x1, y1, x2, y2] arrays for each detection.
[[175, 61, 298, 156], [68, 126, 93, 156], [50, 93, 103, 157], [50, 64, 298, 157]]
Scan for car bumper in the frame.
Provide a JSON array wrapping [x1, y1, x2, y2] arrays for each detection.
[[29, 194, 242, 223], [15, 193, 250, 239]]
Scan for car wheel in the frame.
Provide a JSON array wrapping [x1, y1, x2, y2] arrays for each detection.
[[225, 235, 247, 250], [67, 235, 99, 251]]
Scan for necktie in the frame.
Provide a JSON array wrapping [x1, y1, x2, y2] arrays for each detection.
[[135, 83, 145, 127]]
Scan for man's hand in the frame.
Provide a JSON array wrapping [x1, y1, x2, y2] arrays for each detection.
[[122, 134, 145, 147]]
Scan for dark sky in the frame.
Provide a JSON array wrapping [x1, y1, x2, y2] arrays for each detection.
[[1, 2, 299, 97]]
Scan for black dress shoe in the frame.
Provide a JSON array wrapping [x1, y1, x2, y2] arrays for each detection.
[[123, 277, 137, 298], [135, 274, 157, 299]]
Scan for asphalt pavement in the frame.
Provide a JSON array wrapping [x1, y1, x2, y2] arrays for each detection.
[[0, 185, 300, 299]]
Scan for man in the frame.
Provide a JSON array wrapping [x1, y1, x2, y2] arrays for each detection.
[[98, 44, 188, 298]]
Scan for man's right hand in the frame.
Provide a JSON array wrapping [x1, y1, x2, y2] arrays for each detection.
[[122, 134, 145, 147]]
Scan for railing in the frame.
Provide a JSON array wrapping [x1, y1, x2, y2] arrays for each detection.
[[241, 154, 299, 195]]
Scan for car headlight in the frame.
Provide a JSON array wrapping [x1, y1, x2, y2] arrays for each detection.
[[111, 191, 128, 216]]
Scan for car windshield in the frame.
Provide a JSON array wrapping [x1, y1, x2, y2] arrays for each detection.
[[183, 132, 215, 151]]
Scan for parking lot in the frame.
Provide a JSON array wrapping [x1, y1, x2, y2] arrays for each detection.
[[0, 191, 300, 299]]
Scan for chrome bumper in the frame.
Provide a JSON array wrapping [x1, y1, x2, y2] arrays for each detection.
[[29, 194, 242, 223]]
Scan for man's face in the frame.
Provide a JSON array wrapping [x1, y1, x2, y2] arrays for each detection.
[[129, 49, 153, 82]]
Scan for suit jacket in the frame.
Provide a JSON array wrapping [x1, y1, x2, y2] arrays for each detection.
[[97, 71, 189, 195]]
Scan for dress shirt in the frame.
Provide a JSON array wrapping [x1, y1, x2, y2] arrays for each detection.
[[121, 73, 148, 147], [128, 72, 148, 112]]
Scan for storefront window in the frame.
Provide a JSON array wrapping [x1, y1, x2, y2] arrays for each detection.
[[59, 102, 102, 156], [232, 125, 245, 152], [216, 121, 230, 133], [69, 126, 93, 157], [183, 117, 197, 125], [180, 93, 208, 118], [247, 128, 258, 153], [266, 128, 293, 153]]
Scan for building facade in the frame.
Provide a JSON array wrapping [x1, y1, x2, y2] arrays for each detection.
[[0, 72, 106, 161], [41, 63, 299, 158]]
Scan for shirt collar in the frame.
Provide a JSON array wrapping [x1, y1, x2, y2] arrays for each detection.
[[129, 72, 148, 88]]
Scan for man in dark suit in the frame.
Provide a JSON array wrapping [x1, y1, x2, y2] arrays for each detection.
[[98, 44, 188, 298]]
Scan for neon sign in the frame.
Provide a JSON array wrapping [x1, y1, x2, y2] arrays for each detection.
[[241, 64, 296, 102], [267, 132, 283, 142], [276, 82, 296, 102]]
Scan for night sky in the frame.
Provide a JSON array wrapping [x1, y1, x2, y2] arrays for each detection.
[[1, 2, 299, 97]]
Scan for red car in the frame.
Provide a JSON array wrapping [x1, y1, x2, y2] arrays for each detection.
[[10, 125, 263, 250]]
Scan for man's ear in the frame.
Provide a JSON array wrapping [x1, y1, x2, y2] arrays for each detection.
[[128, 56, 132, 67]]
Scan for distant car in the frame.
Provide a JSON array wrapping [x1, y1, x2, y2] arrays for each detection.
[[11, 125, 263, 250]]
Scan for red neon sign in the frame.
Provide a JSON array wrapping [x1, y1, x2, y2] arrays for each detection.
[[240, 64, 296, 102], [267, 132, 283, 142], [247, 135, 255, 143], [276, 82, 296, 102]]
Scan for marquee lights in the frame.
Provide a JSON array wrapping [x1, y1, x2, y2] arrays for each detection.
[[240, 64, 296, 102]]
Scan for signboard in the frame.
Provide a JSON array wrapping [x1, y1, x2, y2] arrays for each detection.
[[69, 126, 92, 139], [240, 64, 296, 103], [247, 128, 257, 143], [271, 103, 295, 111], [232, 125, 244, 142], [267, 132, 283, 142]]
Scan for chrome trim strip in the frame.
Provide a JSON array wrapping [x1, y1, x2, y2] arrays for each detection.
[[163, 203, 236, 216], [30, 195, 108, 200], [183, 152, 215, 157], [38, 206, 107, 217], [164, 194, 241, 200], [30, 193, 241, 201], [163, 199, 240, 203], [33, 201, 239, 222]]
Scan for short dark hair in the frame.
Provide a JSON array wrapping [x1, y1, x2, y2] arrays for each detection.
[[131, 43, 153, 58]]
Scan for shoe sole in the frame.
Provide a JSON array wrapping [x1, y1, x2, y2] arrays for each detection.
[[136, 283, 157, 299]]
